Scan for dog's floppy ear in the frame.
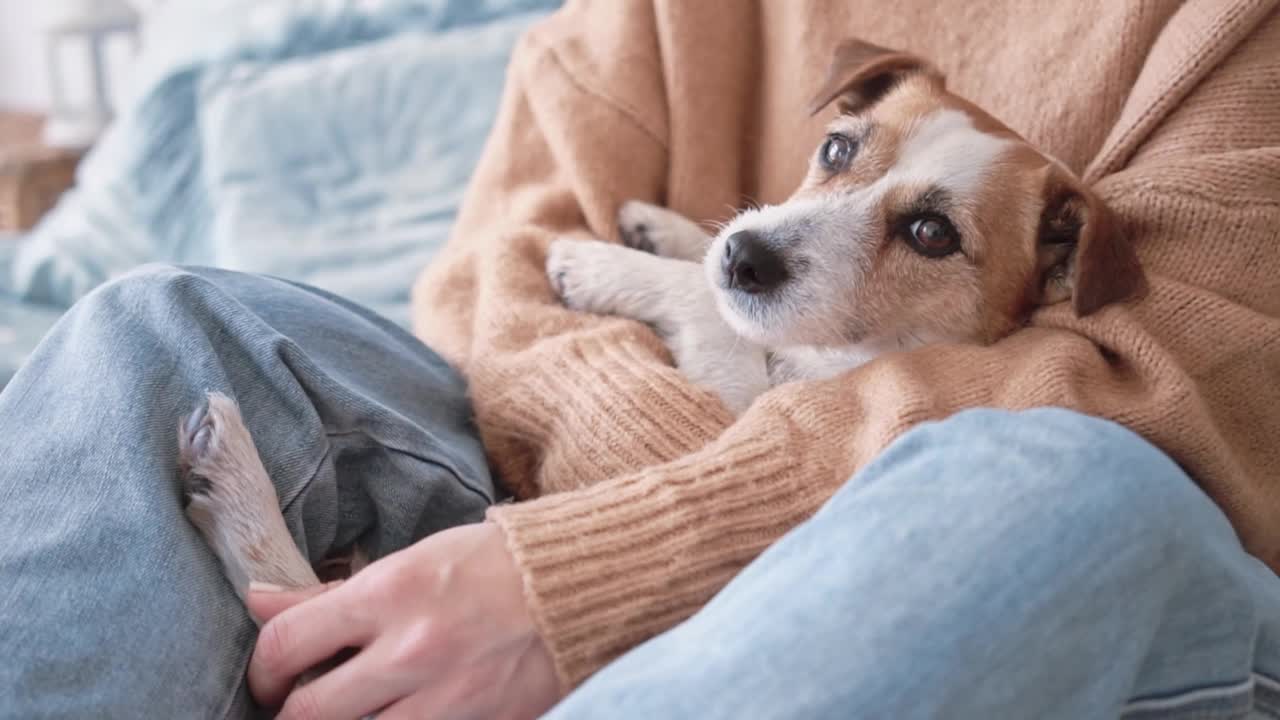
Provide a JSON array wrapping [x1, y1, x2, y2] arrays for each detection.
[[808, 39, 945, 116], [1035, 168, 1145, 316]]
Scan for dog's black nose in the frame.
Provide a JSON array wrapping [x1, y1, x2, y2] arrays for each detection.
[[724, 230, 787, 293]]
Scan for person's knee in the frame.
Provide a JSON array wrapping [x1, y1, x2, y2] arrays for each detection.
[[77, 264, 217, 318], [863, 407, 1220, 543], [57, 265, 241, 360], [93, 263, 203, 299]]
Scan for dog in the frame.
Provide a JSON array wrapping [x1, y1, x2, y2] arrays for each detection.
[[176, 38, 1143, 662], [546, 39, 1144, 414]]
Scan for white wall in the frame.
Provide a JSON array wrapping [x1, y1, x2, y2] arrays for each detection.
[[0, 2, 52, 111], [0, 1, 141, 114]]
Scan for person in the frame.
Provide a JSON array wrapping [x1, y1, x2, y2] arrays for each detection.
[[2, 0, 1278, 718]]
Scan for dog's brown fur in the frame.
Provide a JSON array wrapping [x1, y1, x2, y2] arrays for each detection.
[[792, 45, 1143, 349]]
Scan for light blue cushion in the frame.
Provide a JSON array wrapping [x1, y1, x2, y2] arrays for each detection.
[[196, 19, 538, 325], [0, 0, 561, 384]]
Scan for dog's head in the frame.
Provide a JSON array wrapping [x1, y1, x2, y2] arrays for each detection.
[[706, 39, 1144, 350]]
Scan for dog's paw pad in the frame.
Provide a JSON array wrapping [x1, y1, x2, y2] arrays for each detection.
[[617, 201, 660, 253], [182, 402, 212, 457], [619, 221, 655, 254], [546, 240, 595, 310], [177, 392, 249, 503], [549, 265, 569, 298], [179, 401, 215, 502]]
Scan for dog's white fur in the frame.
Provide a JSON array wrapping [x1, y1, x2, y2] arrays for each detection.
[[548, 204, 770, 414], [548, 108, 1016, 415], [890, 109, 1011, 198]]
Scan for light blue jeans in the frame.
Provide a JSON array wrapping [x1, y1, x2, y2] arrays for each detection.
[[550, 409, 1280, 719], [0, 266, 497, 719], [2, 265, 1278, 719]]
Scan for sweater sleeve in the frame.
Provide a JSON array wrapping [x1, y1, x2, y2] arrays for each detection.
[[412, 3, 737, 500], [482, 12, 1280, 688]]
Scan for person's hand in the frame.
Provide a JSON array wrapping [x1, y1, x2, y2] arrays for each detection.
[[245, 521, 561, 720]]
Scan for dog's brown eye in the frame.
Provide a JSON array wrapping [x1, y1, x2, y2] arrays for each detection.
[[819, 134, 856, 172], [906, 217, 961, 258]]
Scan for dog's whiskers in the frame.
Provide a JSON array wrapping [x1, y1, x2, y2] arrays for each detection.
[[701, 218, 731, 235], [722, 331, 744, 365]]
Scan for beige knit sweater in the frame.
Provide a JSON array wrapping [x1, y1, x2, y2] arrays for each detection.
[[414, 0, 1280, 689]]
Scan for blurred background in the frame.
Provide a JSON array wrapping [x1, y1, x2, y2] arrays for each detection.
[[0, 4, 46, 112], [0, 0, 563, 387], [0, 1, 142, 120]]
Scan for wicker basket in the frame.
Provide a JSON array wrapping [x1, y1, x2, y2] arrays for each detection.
[[0, 113, 82, 233]]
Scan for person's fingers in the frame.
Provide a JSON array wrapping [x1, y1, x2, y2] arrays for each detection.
[[374, 684, 536, 720], [246, 580, 344, 624], [249, 582, 373, 707], [274, 643, 410, 720], [374, 687, 476, 720], [370, 646, 546, 720], [373, 693, 429, 720]]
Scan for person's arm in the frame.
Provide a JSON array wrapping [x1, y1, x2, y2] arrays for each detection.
[[245, 7, 742, 715], [479, 11, 1280, 687], [413, 2, 737, 500], [246, 4, 1278, 712]]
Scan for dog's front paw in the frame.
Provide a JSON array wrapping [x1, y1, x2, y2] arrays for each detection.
[[546, 239, 618, 313], [179, 392, 260, 497], [617, 201, 659, 254], [179, 393, 321, 600], [179, 393, 234, 506], [617, 200, 713, 262], [179, 393, 283, 588]]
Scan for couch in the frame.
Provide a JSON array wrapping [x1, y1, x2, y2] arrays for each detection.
[[0, 0, 563, 387]]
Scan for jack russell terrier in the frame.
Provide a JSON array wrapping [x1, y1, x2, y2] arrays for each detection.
[[177, 38, 1143, 651], [548, 39, 1144, 414]]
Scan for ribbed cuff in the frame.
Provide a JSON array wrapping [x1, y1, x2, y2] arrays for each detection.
[[488, 421, 830, 689], [471, 326, 737, 496]]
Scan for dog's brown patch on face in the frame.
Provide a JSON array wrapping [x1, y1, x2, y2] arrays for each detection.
[[785, 75, 1067, 347], [714, 41, 1142, 356], [967, 150, 1055, 339]]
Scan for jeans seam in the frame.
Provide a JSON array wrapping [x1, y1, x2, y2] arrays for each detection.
[[274, 430, 493, 517], [325, 428, 494, 505], [216, 650, 254, 720], [277, 434, 332, 517], [1254, 673, 1280, 716], [1121, 673, 1280, 719]]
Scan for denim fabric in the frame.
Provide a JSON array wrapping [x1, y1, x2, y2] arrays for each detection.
[[549, 408, 1280, 720], [0, 265, 494, 719], [5, 266, 1280, 719]]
